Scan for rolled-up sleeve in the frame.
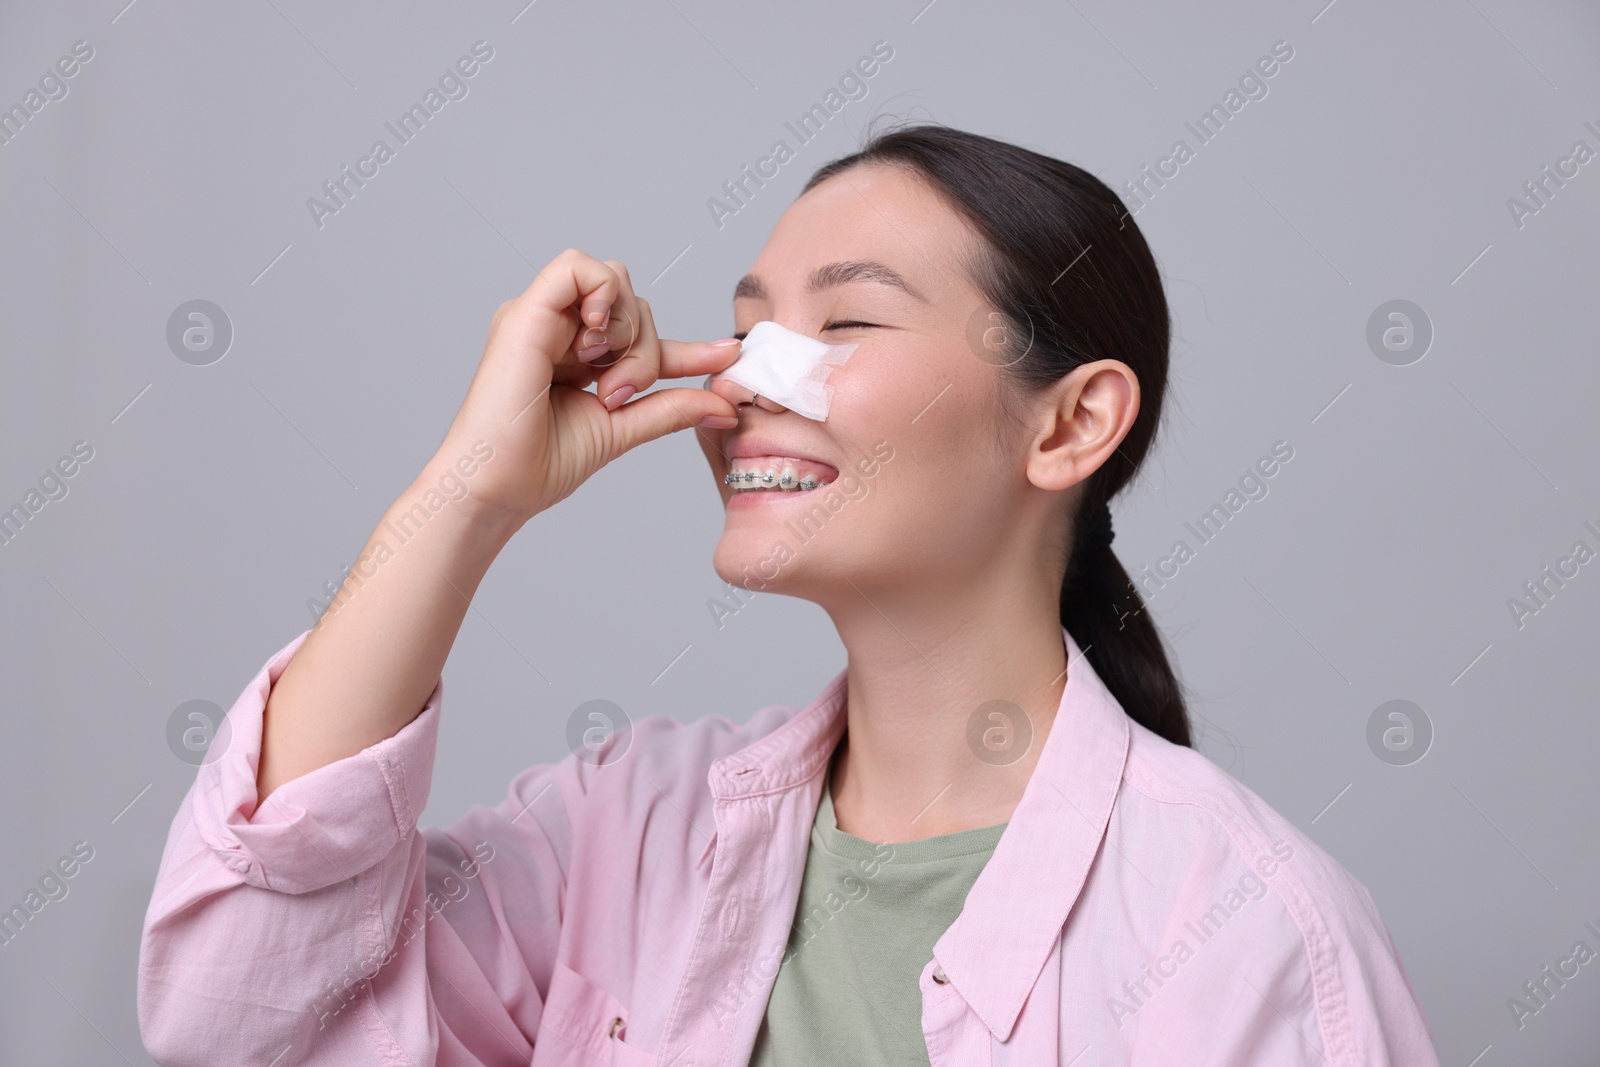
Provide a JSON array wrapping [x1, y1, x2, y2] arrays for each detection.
[[138, 629, 572, 1067]]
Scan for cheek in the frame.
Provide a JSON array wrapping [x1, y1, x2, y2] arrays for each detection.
[[824, 338, 981, 438], [830, 347, 920, 420], [840, 336, 990, 434], [828, 384, 1002, 533], [827, 348, 1000, 486]]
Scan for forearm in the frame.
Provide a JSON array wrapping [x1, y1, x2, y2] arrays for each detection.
[[257, 457, 524, 801]]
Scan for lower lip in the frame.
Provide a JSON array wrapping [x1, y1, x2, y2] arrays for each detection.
[[726, 486, 831, 508]]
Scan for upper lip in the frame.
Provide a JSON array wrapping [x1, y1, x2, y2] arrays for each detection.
[[726, 436, 839, 475]]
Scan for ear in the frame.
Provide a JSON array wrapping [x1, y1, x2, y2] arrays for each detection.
[[1025, 360, 1141, 492]]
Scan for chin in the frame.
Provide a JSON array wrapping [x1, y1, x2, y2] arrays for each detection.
[[710, 530, 805, 595]]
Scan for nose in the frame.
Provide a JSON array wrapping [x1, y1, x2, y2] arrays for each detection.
[[705, 372, 790, 415]]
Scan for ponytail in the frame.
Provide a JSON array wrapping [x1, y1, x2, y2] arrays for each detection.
[[1060, 503, 1191, 746]]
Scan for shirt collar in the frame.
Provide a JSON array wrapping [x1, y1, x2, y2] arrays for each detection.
[[708, 668, 848, 799], [935, 624, 1130, 1040], [710, 625, 1130, 1041]]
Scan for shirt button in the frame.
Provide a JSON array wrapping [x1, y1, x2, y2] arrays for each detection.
[[931, 964, 949, 985], [608, 1016, 625, 1038]]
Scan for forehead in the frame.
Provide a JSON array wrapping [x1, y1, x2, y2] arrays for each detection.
[[740, 163, 983, 304]]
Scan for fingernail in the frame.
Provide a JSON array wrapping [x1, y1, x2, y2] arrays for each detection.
[[582, 326, 608, 348], [578, 341, 611, 362], [709, 337, 742, 347], [603, 385, 636, 410], [699, 414, 738, 429]]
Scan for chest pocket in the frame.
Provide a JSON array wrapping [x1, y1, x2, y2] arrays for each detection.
[[536, 959, 656, 1066]]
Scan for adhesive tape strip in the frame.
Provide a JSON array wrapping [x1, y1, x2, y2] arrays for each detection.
[[715, 320, 859, 422]]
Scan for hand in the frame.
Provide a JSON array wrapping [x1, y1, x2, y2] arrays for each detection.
[[432, 248, 743, 524]]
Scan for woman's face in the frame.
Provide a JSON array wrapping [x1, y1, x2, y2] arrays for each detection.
[[697, 162, 1049, 604]]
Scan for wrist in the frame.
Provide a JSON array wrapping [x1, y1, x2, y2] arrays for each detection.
[[408, 454, 528, 545]]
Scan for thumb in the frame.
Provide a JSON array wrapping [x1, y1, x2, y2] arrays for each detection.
[[605, 386, 739, 455]]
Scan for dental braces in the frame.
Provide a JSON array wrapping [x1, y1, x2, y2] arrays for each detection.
[[722, 471, 824, 490]]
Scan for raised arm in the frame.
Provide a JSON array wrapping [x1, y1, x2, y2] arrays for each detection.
[[257, 249, 742, 800], [138, 250, 743, 1065]]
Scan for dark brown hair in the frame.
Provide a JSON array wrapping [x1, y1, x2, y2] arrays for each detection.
[[802, 121, 1191, 748]]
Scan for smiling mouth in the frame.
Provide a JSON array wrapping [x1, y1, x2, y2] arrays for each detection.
[[723, 456, 838, 492]]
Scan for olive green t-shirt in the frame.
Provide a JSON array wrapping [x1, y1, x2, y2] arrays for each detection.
[[747, 780, 1007, 1066]]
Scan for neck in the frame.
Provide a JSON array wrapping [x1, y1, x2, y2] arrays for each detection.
[[820, 567, 1068, 844]]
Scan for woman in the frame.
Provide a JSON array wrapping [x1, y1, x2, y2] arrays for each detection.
[[138, 124, 1441, 1065]]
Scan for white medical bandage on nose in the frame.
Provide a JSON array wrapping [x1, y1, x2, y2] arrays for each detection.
[[715, 320, 859, 421]]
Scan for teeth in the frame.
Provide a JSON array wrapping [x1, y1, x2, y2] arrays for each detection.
[[723, 464, 832, 491]]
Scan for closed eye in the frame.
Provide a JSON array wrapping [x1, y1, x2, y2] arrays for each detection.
[[731, 321, 879, 342]]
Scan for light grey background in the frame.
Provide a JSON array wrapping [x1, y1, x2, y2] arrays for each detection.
[[2, 0, 1596, 1062]]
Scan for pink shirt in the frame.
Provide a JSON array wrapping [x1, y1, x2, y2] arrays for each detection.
[[138, 624, 1442, 1066]]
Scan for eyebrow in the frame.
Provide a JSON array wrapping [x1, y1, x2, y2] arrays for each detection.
[[733, 260, 929, 304]]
